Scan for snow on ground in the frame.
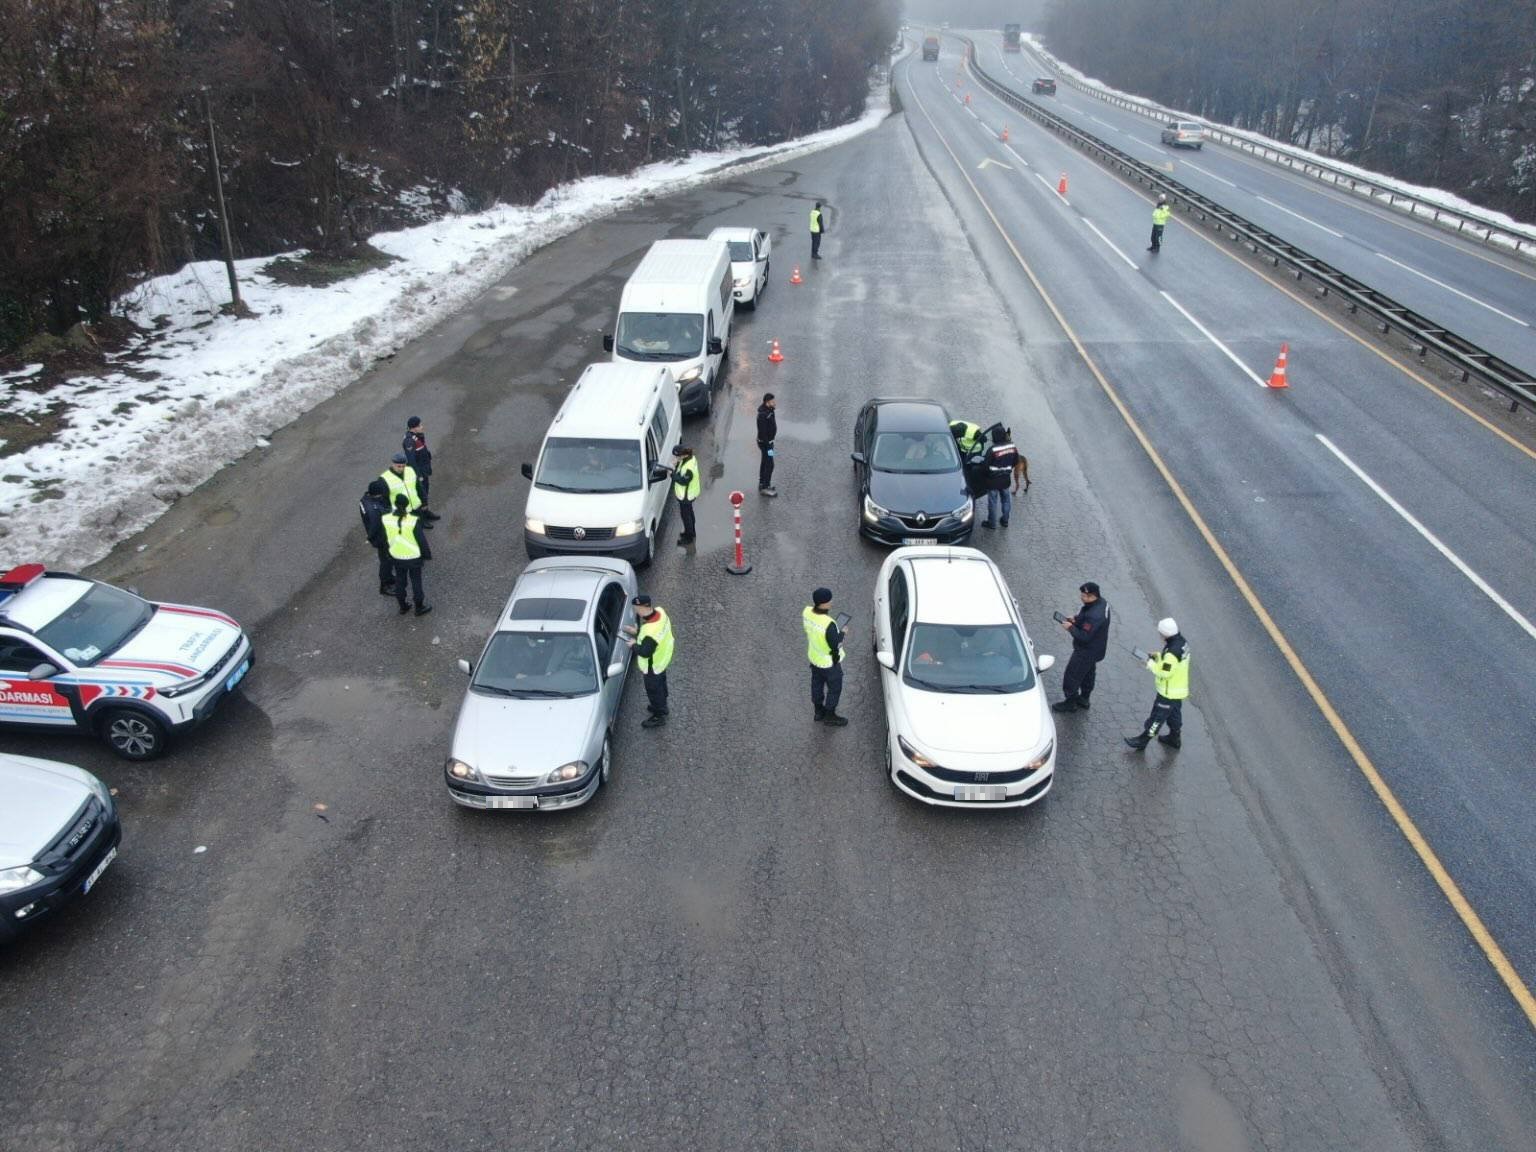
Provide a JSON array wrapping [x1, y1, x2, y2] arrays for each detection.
[[0, 76, 896, 571]]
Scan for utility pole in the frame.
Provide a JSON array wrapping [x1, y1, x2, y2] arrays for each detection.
[[202, 89, 243, 313]]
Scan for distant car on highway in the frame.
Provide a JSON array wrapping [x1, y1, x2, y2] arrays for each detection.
[[445, 558, 637, 812], [1161, 120, 1205, 149], [872, 547, 1057, 809], [1032, 77, 1057, 95], [0, 564, 253, 760], [922, 36, 940, 61], [707, 226, 771, 309], [852, 398, 974, 546], [0, 751, 121, 943]]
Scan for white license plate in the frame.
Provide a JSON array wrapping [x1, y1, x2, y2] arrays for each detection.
[[901, 537, 940, 546], [955, 785, 1007, 802], [224, 659, 250, 692], [485, 795, 538, 810], [83, 845, 117, 893]]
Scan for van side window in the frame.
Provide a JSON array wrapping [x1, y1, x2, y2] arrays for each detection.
[[645, 429, 660, 475], [648, 404, 669, 452], [719, 271, 730, 314]]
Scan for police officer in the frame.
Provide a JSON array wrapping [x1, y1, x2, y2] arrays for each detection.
[[1052, 581, 1110, 712], [382, 493, 432, 616], [809, 200, 826, 260], [1148, 195, 1171, 252], [1126, 618, 1190, 750], [949, 418, 985, 457], [665, 445, 701, 545], [756, 393, 778, 497], [623, 595, 673, 728], [380, 452, 434, 528], [980, 425, 1020, 529], [804, 587, 849, 727], [401, 416, 440, 521], [358, 478, 395, 596]]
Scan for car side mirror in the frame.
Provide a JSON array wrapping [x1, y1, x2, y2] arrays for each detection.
[[28, 662, 60, 680], [520, 462, 533, 480], [708, 337, 724, 355], [456, 659, 473, 675], [875, 651, 895, 670], [602, 333, 614, 353], [850, 451, 865, 465], [1036, 654, 1056, 673], [606, 658, 626, 680], [649, 464, 670, 483]]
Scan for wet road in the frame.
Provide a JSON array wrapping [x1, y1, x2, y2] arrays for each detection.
[[4, 59, 1535, 1152]]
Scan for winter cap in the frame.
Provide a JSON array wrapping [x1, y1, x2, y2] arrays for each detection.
[[632, 594, 652, 608], [1079, 582, 1101, 597], [1158, 618, 1179, 638], [391, 452, 408, 464], [366, 479, 389, 498], [812, 587, 833, 606], [406, 416, 422, 428], [672, 445, 691, 457]]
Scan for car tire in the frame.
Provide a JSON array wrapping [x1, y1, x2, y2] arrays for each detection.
[[641, 527, 656, 568], [599, 735, 612, 786], [99, 707, 169, 761], [1195, 142, 1203, 150], [703, 380, 714, 415]]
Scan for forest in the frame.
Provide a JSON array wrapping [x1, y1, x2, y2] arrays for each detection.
[[0, 0, 898, 351], [1042, 0, 1536, 222]]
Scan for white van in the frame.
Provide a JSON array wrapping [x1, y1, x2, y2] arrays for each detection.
[[520, 363, 681, 566], [604, 239, 733, 417]]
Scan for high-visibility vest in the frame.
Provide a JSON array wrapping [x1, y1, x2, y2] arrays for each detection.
[[636, 609, 674, 674], [951, 421, 983, 454], [382, 513, 422, 561], [1148, 643, 1190, 699], [380, 466, 421, 512], [803, 607, 841, 669], [1152, 204, 1172, 227], [809, 208, 823, 234], [672, 457, 701, 502]]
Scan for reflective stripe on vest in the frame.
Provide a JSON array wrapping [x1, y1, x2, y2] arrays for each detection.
[[1152, 205, 1172, 226], [637, 609, 674, 674], [1150, 646, 1190, 699], [810, 208, 823, 234], [803, 606, 840, 669], [381, 467, 421, 512], [672, 457, 701, 502], [986, 445, 1017, 475], [382, 513, 422, 560]]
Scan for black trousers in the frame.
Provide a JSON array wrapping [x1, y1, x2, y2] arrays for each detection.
[[1149, 223, 1164, 250], [643, 670, 669, 716], [678, 498, 696, 538], [758, 444, 775, 489], [417, 473, 431, 507], [376, 545, 395, 588], [1061, 650, 1099, 702], [1143, 694, 1184, 736], [811, 230, 822, 258], [810, 664, 843, 714], [392, 559, 425, 608]]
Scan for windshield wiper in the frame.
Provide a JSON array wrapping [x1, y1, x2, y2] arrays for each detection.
[[951, 683, 1021, 694], [535, 481, 584, 493], [616, 345, 670, 361], [505, 687, 574, 698], [904, 674, 947, 691]]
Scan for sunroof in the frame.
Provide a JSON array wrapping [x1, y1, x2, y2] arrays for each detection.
[[509, 597, 586, 621]]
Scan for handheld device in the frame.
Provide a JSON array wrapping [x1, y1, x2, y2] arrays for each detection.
[[1052, 611, 1069, 624], [834, 612, 852, 633]]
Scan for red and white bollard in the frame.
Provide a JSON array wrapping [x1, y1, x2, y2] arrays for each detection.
[[726, 490, 752, 575]]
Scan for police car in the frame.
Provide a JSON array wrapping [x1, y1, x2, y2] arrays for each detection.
[[0, 565, 253, 760]]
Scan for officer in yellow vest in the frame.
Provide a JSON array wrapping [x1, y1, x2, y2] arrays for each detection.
[[1125, 618, 1189, 750], [623, 595, 674, 728], [1148, 195, 1172, 252], [804, 587, 849, 727], [809, 201, 826, 260], [381, 453, 439, 526], [381, 493, 433, 616], [949, 419, 984, 456], [663, 445, 701, 545]]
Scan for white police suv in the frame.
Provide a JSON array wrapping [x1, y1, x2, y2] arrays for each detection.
[[0, 565, 253, 760]]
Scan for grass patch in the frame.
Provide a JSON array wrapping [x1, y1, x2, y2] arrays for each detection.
[[263, 243, 399, 288]]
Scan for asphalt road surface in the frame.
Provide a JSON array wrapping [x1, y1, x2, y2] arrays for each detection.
[[4, 52, 1535, 1152]]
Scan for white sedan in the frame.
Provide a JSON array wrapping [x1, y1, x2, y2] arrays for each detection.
[[707, 226, 771, 308], [872, 547, 1057, 808]]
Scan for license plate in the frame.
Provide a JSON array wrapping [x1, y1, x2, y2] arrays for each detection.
[[955, 785, 1007, 802], [901, 537, 940, 546], [83, 845, 117, 893], [224, 659, 250, 693], [485, 795, 538, 810]]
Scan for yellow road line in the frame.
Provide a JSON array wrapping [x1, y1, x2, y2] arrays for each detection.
[[903, 64, 1536, 1032]]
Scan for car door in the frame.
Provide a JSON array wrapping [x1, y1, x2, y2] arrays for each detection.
[[593, 583, 628, 723], [644, 426, 664, 528], [0, 635, 77, 727], [881, 565, 911, 728], [755, 231, 770, 291]]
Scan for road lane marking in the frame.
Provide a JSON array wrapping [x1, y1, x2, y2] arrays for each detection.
[[1083, 219, 1139, 270], [1183, 160, 1237, 187], [1160, 293, 1267, 386], [1002, 141, 1031, 168], [902, 60, 1536, 1033], [1088, 115, 1121, 134], [1035, 171, 1070, 204], [1316, 435, 1536, 642], [1375, 253, 1531, 326], [977, 158, 1012, 171], [1256, 195, 1346, 238]]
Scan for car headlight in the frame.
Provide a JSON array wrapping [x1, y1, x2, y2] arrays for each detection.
[[954, 499, 974, 521], [159, 674, 209, 698], [541, 760, 588, 785], [897, 735, 940, 770], [613, 519, 643, 537], [445, 758, 482, 784], [733, 277, 751, 288], [863, 494, 890, 522], [1025, 740, 1054, 771], [524, 517, 547, 535], [0, 865, 45, 895], [675, 366, 704, 384]]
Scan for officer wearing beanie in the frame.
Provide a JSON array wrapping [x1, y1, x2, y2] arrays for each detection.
[[622, 595, 674, 728], [1053, 581, 1110, 713], [660, 445, 701, 544], [401, 416, 440, 520], [803, 587, 849, 727], [1126, 618, 1190, 751], [358, 478, 395, 596]]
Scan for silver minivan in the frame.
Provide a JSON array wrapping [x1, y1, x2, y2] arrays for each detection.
[[1160, 120, 1205, 149]]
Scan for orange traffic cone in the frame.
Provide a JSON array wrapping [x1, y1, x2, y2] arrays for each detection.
[[1057, 172, 1068, 196], [964, 93, 971, 105], [1267, 343, 1290, 389], [768, 339, 784, 364], [790, 265, 802, 285], [1001, 125, 1010, 142]]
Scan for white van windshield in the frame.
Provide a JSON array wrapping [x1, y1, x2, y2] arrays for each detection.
[[535, 437, 642, 494], [615, 312, 704, 361]]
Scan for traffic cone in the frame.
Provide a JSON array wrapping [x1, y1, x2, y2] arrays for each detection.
[[768, 339, 784, 364], [1267, 343, 1290, 389], [790, 265, 802, 285], [964, 93, 971, 106], [1057, 172, 1068, 196], [1001, 125, 1010, 142]]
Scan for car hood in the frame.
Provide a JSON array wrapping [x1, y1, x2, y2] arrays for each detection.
[[527, 486, 645, 528], [901, 684, 1052, 757], [96, 603, 241, 684], [450, 692, 603, 778], [868, 468, 969, 517], [0, 754, 98, 866], [728, 259, 755, 280]]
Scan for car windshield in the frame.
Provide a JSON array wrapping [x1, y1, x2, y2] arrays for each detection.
[[473, 632, 597, 697], [34, 582, 154, 666], [615, 312, 703, 361], [726, 241, 754, 262], [535, 437, 642, 494], [871, 431, 961, 474], [903, 623, 1034, 694]]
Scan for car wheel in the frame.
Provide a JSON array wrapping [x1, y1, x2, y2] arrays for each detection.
[[599, 735, 612, 785], [1195, 142, 1203, 150], [642, 527, 656, 568], [703, 380, 714, 415], [100, 708, 169, 761]]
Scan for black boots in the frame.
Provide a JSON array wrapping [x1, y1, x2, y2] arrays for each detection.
[[1123, 734, 1151, 751], [1157, 732, 1181, 749], [821, 710, 849, 728], [642, 713, 666, 729], [1052, 697, 1089, 713]]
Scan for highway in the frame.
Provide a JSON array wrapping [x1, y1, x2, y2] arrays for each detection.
[[3, 43, 1535, 1152]]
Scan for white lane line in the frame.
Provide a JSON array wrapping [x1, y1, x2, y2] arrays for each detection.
[[1083, 219, 1139, 270], [1182, 160, 1237, 187], [1003, 141, 1031, 168], [1088, 115, 1122, 134], [1374, 252, 1531, 327], [1316, 434, 1536, 643], [1159, 292, 1268, 388], [1035, 171, 1070, 204], [1256, 195, 1346, 238]]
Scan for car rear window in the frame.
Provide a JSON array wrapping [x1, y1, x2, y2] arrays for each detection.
[[509, 597, 587, 621]]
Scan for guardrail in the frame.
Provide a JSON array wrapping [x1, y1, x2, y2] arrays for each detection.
[[1009, 38, 1536, 265], [958, 37, 1536, 415]]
